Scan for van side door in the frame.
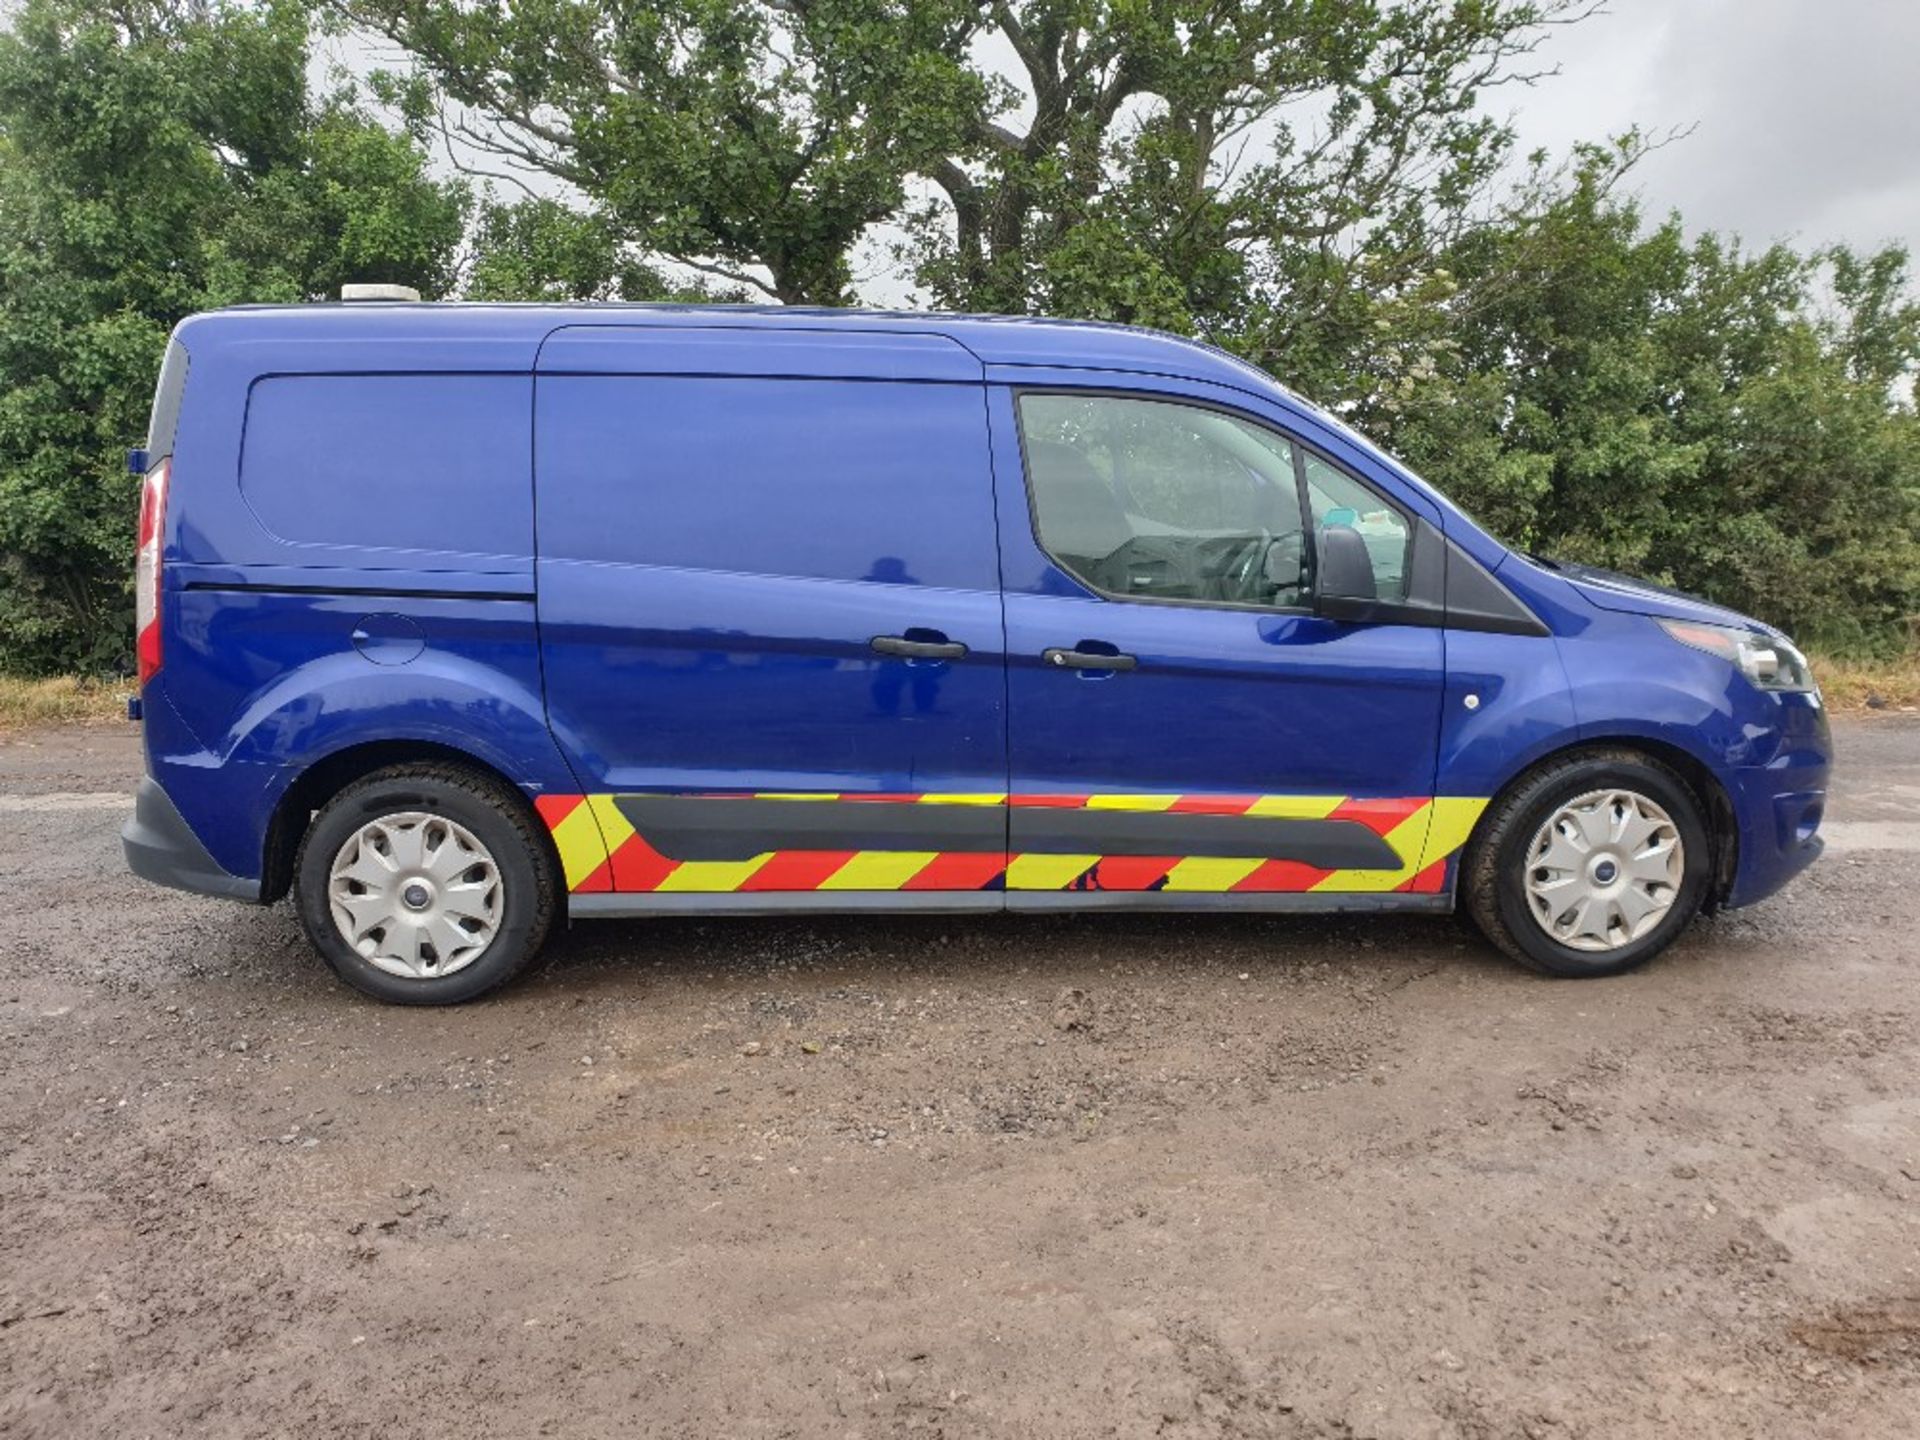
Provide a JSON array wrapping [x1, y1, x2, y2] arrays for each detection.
[[988, 379, 1468, 900], [534, 326, 1010, 899]]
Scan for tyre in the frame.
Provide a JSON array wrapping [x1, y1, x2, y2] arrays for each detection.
[[1463, 749, 1713, 978], [293, 764, 557, 1004]]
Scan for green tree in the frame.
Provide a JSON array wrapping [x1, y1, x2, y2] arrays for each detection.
[[465, 198, 631, 301], [463, 195, 751, 302], [0, 0, 467, 672], [913, 0, 1581, 331], [2, 0, 1912, 670], [1351, 154, 1920, 644], [346, 0, 989, 304], [343, 0, 1583, 315]]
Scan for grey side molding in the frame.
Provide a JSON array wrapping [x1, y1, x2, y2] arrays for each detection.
[[123, 776, 263, 903]]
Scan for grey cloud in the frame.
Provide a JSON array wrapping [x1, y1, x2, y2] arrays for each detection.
[[1513, 0, 1920, 251]]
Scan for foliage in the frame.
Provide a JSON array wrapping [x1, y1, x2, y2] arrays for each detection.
[[1291, 153, 1920, 646], [464, 196, 746, 303], [0, 0, 466, 673], [0, 672, 126, 730], [345, 0, 1580, 315], [349, 0, 991, 304], [1805, 649, 1920, 713], [906, 0, 1577, 327], [0, 0, 1913, 671]]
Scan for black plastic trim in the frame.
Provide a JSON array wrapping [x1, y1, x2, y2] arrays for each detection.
[[1315, 595, 1447, 627], [122, 776, 263, 903], [1403, 516, 1447, 607], [1442, 538, 1551, 637], [566, 890, 1452, 918], [146, 337, 190, 461], [613, 794, 1002, 860], [1009, 807, 1398, 867], [1007, 890, 1451, 914], [871, 634, 968, 660], [570, 892, 1006, 917], [1043, 646, 1137, 672], [182, 581, 534, 603]]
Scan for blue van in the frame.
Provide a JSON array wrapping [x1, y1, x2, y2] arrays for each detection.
[[121, 299, 1830, 1003]]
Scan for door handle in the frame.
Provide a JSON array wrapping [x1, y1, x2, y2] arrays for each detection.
[[1043, 645, 1137, 672], [871, 633, 968, 660]]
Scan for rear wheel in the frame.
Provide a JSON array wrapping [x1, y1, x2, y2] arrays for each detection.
[[293, 764, 556, 1004], [1463, 750, 1712, 978]]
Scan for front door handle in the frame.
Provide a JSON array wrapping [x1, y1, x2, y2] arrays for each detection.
[[1043, 645, 1137, 672], [871, 633, 967, 660]]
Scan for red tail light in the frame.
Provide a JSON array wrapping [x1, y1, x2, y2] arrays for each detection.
[[135, 457, 169, 685]]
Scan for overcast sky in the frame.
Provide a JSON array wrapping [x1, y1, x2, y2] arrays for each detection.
[[1506, 0, 1920, 254]]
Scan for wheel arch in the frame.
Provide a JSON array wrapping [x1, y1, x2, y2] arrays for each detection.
[[1465, 734, 1738, 908], [261, 739, 565, 905]]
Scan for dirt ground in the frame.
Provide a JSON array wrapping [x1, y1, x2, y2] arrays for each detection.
[[2, 718, 1918, 1439]]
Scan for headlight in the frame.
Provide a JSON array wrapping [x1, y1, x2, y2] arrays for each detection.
[[1658, 619, 1818, 694]]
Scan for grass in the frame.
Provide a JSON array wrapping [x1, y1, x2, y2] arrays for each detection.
[[0, 675, 132, 733], [1807, 650, 1920, 713], [0, 651, 1914, 734]]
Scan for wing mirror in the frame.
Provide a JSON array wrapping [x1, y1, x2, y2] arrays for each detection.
[[1313, 525, 1378, 619]]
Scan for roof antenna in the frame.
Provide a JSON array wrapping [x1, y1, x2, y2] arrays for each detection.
[[340, 283, 422, 302]]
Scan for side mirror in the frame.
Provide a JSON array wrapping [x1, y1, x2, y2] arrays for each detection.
[[1314, 525, 1378, 603]]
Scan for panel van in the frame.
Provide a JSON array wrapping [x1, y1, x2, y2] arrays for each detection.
[[122, 299, 1831, 1003]]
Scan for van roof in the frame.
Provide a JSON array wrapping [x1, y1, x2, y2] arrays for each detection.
[[177, 301, 1289, 400], [169, 298, 1485, 563]]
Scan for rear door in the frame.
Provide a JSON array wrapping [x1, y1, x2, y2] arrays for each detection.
[[535, 326, 1010, 898], [989, 380, 1463, 899]]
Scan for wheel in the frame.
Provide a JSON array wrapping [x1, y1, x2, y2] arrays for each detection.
[[293, 764, 557, 1004], [1462, 749, 1713, 978]]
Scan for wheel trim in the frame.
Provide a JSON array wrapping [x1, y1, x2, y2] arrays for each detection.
[[1522, 789, 1684, 954], [327, 811, 503, 980]]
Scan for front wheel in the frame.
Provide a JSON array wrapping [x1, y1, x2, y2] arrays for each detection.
[[1463, 750, 1713, 978], [293, 764, 557, 1004]]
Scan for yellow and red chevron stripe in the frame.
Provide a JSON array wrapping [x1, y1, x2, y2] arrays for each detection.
[[535, 791, 1488, 898]]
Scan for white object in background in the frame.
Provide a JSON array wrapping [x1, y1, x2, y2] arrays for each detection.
[[340, 284, 422, 302]]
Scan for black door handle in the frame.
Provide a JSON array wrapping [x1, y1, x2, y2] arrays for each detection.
[[871, 634, 968, 660], [1043, 645, 1137, 672]]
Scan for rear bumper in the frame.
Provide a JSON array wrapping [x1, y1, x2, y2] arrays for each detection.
[[122, 776, 262, 903]]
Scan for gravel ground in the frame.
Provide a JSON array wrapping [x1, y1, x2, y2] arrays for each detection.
[[1, 718, 1917, 1438]]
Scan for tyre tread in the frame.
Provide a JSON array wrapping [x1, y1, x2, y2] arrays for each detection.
[[293, 762, 557, 1004], [1463, 747, 1703, 978]]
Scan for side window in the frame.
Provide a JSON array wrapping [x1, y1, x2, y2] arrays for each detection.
[[1300, 452, 1412, 602], [1017, 393, 1309, 609], [241, 374, 532, 559]]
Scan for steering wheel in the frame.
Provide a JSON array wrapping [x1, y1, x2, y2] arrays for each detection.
[[1228, 522, 1320, 606], [1224, 528, 1273, 601]]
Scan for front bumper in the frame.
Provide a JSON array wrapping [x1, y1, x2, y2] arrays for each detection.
[[123, 776, 263, 903], [1721, 698, 1831, 909]]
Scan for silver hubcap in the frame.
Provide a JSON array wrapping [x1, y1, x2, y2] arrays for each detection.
[[1523, 789, 1684, 953], [328, 812, 503, 980]]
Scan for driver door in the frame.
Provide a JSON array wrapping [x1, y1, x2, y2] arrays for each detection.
[[991, 384, 1451, 897]]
